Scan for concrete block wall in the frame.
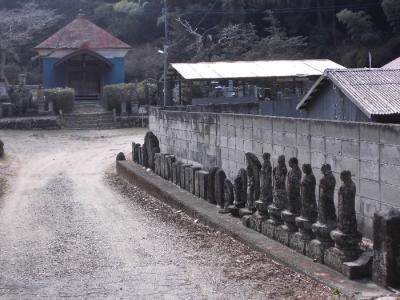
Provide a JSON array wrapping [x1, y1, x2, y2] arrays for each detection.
[[149, 107, 400, 238]]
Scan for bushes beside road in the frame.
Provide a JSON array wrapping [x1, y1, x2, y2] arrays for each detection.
[[43, 88, 75, 114], [103, 82, 145, 111]]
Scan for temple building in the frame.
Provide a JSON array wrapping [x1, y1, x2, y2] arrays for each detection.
[[35, 13, 131, 101]]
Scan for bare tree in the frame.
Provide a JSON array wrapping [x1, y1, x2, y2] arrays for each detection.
[[0, 2, 60, 84]]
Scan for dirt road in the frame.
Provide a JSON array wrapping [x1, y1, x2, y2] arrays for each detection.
[[0, 129, 344, 299]]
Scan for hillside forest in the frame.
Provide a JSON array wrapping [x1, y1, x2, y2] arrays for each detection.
[[0, 0, 399, 84]]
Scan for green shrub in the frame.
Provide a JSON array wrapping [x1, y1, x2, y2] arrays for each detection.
[[103, 83, 139, 111], [43, 88, 75, 114]]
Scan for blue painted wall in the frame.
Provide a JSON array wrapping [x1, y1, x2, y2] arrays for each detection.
[[103, 57, 125, 85], [42, 56, 125, 89], [42, 57, 66, 88]]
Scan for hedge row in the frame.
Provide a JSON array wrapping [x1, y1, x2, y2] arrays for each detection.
[[103, 82, 146, 111], [43, 88, 75, 114]]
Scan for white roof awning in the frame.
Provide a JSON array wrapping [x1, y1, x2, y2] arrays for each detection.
[[171, 59, 346, 80]]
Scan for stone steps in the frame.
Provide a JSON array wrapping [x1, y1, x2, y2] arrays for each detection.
[[63, 112, 116, 130]]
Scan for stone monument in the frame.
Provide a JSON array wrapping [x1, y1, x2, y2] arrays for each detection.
[[116, 152, 126, 161], [264, 155, 287, 239], [239, 166, 257, 220], [279, 157, 302, 245], [143, 131, 160, 171], [291, 164, 317, 255], [372, 209, 400, 288], [132, 143, 140, 163], [309, 164, 337, 263], [228, 169, 247, 217], [215, 169, 227, 209], [325, 171, 362, 273], [207, 167, 220, 204], [220, 179, 234, 214], [248, 153, 274, 232], [0, 139, 3, 157], [245, 152, 262, 200]]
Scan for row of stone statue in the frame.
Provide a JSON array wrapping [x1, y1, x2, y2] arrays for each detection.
[[216, 152, 364, 276], [130, 132, 365, 277], [126, 132, 398, 285], [226, 153, 357, 237]]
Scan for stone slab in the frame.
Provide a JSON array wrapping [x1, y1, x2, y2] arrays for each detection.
[[194, 170, 201, 197], [166, 155, 176, 181], [189, 166, 201, 195], [197, 171, 209, 200], [180, 164, 191, 189], [342, 252, 373, 280], [154, 153, 161, 176], [172, 162, 178, 184], [185, 166, 192, 192], [160, 154, 166, 178]]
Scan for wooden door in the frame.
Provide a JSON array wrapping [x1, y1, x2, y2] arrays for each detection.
[[68, 70, 101, 95]]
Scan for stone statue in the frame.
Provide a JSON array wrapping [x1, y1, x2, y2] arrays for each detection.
[[268, 155, 288, 225], [116, 152, 126, 161], [337, 171, 357, 234], [246, 166, 256, 210], [229, 169, 247, 217], [295, 164, 317, 241], [286, 157, 302, 215], [144, 131, 160, 171], [245, 153, 262, 200], [220, 179, 234, 214], [282, 157, 302, 232], [312, 164, 337, 241], [260, 153, 273, 205], [330, 171, 361, 254], [325, 171, 362, 271], [132, 143, 140, 163], [309, 164, 337, 262], [0, 139, 3, 158]]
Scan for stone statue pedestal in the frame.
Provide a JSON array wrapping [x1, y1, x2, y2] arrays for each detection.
[[324, 230, 362, 273], [276, 210, 298, 246], [240, 207, 256, 227], [267, 203, 283, 225], [228, 205, 241, 217], [289, 217, 314, 255], [246, 200, 269, 232], [261, 219, 275, 239], [239, 207, 255, 218], [309, 222, 335, 263], [263, 203, 284, 240]]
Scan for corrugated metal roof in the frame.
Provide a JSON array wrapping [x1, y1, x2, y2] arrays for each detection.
[[171, 60, 345, 80], [382, 57, 400, 69], [297, 68, 400, 117], [35, 15, 131, 50]]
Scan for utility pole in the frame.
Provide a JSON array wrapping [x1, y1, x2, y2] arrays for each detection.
[[163, 0, 169, 107]]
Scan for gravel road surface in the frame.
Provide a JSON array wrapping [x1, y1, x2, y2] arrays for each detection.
[[0, 129, 347, 299]]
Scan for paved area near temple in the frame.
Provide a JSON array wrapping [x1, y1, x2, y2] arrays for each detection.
[[0, 129, 346, 299]]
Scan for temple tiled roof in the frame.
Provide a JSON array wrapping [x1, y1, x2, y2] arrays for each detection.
[[35, 15, 131, 50]]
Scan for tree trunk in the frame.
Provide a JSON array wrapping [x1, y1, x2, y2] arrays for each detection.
[[316, 0, 324, 29], [0, 49, 8, 85], [332, 0, 337, 47]]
